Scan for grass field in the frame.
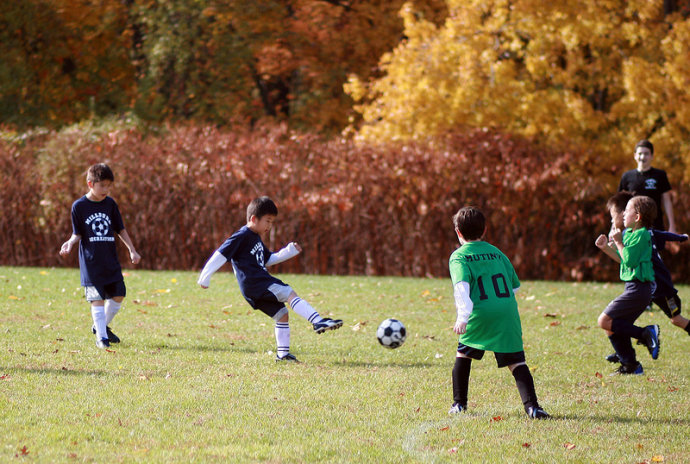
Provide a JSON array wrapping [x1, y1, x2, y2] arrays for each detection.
[[0, 266, 688, 463]]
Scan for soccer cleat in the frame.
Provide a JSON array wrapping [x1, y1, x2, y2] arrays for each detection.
[[527, 407, 550, 419], [96, 338, 111, 349], [313, 318, 343, 334], [92, 326, 120, 344], [448, 403, 465, 415], [605, 353, 620, 363], [642, 324, 660, 360], [275, 353, 299, 363], [611, 362, 643, 375]]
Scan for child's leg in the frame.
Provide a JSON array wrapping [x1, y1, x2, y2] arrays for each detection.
[[452, 355, 472, 408], [274, 311, 290, 359], [658, 295, 690, 334], [607, 333, 637, 366], [105, 296, 123, 326], [509, 362, 541, 413], [287, 291, 324, 325], [90, 300, 107, 341]]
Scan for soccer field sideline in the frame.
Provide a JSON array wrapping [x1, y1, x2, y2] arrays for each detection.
[[0, 267, 688, 463]]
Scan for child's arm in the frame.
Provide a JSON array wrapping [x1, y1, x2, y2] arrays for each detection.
[[595, 234, 621, 263], [117, 229, 141, 264], [198, 251, 227, 288], [59, 234, 81, 256], [654, 230, 689, 243], [265, 242, 301, 267], [453, 281, 473, 334]]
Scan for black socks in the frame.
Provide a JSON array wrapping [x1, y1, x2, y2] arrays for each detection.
[[511, 364, 539, 412], [452, 357, 472, 407]]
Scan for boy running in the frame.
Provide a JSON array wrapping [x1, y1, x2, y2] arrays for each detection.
[[448, 206, 549, 419], [594, 195, 660, 375], [198, 196, 342, 362]]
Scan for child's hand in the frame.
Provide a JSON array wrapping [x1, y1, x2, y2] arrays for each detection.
[[453, 320, 467, 335], [595, 234, 609, 249], [199, 284, 208, 289], [609, 227, 623, 244], [130, 250, 141, 264], [292, 242, 302, 253], [59, 241, 72, 256]]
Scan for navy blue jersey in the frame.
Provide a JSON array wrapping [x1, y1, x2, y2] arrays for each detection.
[[71, 195, 125, 286], [217, 226, 283, 307], [649, 229, 687, 298]]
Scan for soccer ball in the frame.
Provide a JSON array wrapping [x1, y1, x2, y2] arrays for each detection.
[[377, 318, 406, 349]]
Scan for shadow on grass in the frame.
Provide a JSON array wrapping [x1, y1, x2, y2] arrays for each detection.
[[0, 366, 110, 377], [541, 413, 690, 426], [146, 342, 259, 354], [333, 360, 437, 368]]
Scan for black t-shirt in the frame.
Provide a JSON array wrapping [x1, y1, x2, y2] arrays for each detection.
[[217, 225, 284, 307], [71, 195, 125, 286], [618, 167, 671, 230]]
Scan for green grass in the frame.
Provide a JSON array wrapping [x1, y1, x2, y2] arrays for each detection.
[[0, 267, 688, 463]]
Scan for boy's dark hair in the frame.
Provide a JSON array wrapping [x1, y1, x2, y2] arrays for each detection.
[[453, 206, 485, 241], [607, 191, 633, 213], [635, 139, 654, 155], [629, 195, 657, 228], [87, 163, 114, 183], [247, 196, 278, 222]]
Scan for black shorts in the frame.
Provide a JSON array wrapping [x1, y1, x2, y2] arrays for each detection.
[[457, 342, 526, 368], [653, 293, 682, 319], [248, 291, 288, 320], [604, 281, 652, 322], [85, 280, 126, 302]]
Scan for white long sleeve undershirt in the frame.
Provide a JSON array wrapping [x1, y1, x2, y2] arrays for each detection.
[[265, 242, 300, 266], [197, 251, 227, 287]]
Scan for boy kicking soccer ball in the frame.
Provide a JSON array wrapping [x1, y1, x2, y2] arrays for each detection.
[[198, 196, 342, 362], [447, 206, 549, 419], [59, 163, 141, 349]]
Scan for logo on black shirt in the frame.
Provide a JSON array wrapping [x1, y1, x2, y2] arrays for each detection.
[[85, 212, 114, 242]]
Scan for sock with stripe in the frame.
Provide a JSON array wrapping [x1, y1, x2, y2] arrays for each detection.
[[289, 297, 323, 324], [275, 322, 290, 358]]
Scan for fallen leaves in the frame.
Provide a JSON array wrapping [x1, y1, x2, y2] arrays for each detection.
[[564, 443, 576, 450]]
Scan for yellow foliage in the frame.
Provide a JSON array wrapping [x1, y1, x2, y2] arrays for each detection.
[[347, 0, 690, 180]]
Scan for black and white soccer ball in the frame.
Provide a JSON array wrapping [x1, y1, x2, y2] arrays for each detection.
[[377, 318, 406, 349]]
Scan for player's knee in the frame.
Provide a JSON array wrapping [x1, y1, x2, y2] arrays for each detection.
[[670, 315, 686, 327], [597, 313, 611, 329]]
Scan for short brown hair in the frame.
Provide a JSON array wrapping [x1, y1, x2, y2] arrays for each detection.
[[607, 191, 633, 214], [628, 196, 657, 229], [86, 163, 114, 183], [635, 139, 654, 155], [452, 206, 485, 240]]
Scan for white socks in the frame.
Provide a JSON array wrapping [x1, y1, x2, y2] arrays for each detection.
[[91, 305, 107, 340], [275, 322, 290, 358], [289, 297, 323, 324], [105, 300, 122, 325]]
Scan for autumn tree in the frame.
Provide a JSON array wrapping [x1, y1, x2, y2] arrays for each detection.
[[0, 0, 135, 127], [346, 0, 690, 179]]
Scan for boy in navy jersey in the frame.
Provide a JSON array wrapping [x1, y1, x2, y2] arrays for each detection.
[[198, 196, 343, 362], [596, 192, 690, 363], [60, 164, 141, 349]]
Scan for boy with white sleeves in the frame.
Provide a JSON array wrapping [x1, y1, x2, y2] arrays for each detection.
[[198, 196, 342, 362], [448, 206, 549, 419]]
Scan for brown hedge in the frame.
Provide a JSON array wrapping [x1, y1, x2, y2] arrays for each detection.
[[2, 123, 687, 282]]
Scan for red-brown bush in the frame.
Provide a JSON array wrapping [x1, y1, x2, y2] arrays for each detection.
[[2, 123, 688, 282]]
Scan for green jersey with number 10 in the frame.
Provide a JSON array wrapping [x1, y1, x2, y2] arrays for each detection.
[[449, 241, 523, 353]]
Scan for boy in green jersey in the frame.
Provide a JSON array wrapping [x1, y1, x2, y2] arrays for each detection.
[[448, 206, 549, 419], [595, 195, 660, 375]]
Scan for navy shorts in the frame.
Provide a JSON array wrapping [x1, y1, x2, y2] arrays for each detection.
[[604, 281, 652, 322], [85, 280, 126, 302], [653, 293, 682, 319], [457, 342, 526, 368]]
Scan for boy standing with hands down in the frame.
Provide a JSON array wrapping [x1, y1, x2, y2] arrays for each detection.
[[595, 195, 660, 375], [448, 206, 549, 419], [60, 163, 141, 349], [198, 196, 342, 362]]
